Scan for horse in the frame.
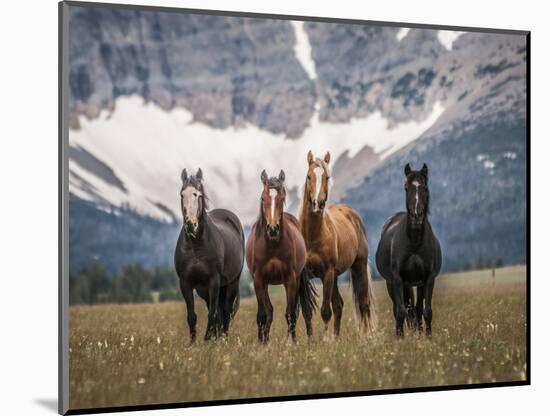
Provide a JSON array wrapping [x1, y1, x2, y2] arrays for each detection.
[[174, 168, 245, 342], [375, 163, 442, 337], [246, 169, 317, 343], [299, 151, 376, 337]]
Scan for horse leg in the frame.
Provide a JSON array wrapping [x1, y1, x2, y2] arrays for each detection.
[[392, 273, 407, 337], [284, 274, 298, 342], [180, 281, 197, 343], [320, 268, 335, 336], [222, 279, 240, 336], [331, 280, 344, 337], [216, 286, 226, 336], [423, 278, 435, 337], [254, 276, 273, 343], [405, 286, 416, 329], [204, 276, 221, 341], [386, 279, 398, 325], [415, 285, 425, 332]]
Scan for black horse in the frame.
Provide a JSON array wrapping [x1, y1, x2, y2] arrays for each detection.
[[175, 168, 245, 342], [375, 163, 442, 337]]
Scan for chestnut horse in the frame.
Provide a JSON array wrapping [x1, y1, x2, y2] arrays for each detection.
[[246, 170, 317, 343], [299, 151, 376, 336]]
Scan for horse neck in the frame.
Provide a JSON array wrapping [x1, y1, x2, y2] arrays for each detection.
[[185, 210, 210, 244], [406, 215, 426, 247]]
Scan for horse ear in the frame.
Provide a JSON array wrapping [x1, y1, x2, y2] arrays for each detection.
[[421, 163, 428, 179], [278, 170, 285, 182], [196, 168, 203, 181], [261, 169, 268, 185], [307, 150, 314, 164], [324, 151, 331, 164], [181, 168, 188, 183], [404, 163, 411, 177]]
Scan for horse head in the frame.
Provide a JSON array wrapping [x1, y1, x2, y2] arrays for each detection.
[[180, 167, 208, 239], [259, 169, 286, 242], [404, 163, 430, 229], [305, 150, 331, 215]]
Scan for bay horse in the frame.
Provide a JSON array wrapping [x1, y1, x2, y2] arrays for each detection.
[[174, 168, 245, 342], [375, 163, 442, 337], [246, 170, 317, 343], [299, 151, 376, 336]]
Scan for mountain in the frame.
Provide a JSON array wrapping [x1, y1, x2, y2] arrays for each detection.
[[343, 118, 527, 272], [68, 6, 315, 137], [66, 4, 527, 274]]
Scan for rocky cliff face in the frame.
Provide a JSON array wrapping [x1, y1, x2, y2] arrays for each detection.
[[306, 23, 526, 131], [69, 6, 316, 137], [69, 6, 526, 142]]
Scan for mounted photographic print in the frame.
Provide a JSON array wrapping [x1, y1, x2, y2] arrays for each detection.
[[59, 1, 530, 414]]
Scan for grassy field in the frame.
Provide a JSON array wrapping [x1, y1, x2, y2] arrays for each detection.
[[69, 265, 527, 410]]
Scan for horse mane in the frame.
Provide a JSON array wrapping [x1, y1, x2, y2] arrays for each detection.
[[255, 176, 286, 239]]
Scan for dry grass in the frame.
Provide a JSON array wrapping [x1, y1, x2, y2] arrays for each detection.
[[69, 265, 527, 411]]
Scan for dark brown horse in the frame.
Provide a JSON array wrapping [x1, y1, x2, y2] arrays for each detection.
[[246, 170, 317, 343], [376, 163, 442, 337], [299, 151, 376, 336], [175, 168, 245, 342]]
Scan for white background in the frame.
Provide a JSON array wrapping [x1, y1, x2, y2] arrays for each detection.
[[0, 0, 544, 414]]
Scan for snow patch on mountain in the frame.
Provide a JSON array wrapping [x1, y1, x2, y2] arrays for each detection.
[[290, 21, 317, 80], [437, 30, 464, 50], [69, 96, 444, 225], [396, 28, 410, 41]]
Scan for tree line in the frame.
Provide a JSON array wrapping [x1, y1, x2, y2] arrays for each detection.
[[69, 261, 255, 305]]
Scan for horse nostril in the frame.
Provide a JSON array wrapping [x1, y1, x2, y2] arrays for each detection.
[[319, 201, 325, 209]]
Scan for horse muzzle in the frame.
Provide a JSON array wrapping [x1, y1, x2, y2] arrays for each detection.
[[311, 199, 326, 214], [409, 214, 424, 227], [266, 223, 281, 241], [184, 220, 199, 238]]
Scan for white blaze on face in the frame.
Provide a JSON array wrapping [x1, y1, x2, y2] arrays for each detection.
[[314, 166, 323, 201], [181, 186, 201, 222], [412, 180, 420, 215], [269, 188, 277, 221]]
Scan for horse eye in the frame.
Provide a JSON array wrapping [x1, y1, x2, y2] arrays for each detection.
[[193, 192, 198, 197], [307, 175, 311, 180]]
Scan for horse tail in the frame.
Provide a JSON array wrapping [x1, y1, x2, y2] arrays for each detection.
[[230, 288, 240, 320], [352, 261, 377, 334], [298, 267, 318, 316]]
